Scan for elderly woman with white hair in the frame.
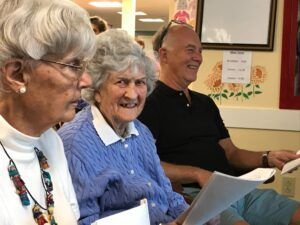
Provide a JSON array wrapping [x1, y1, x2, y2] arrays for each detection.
[[0, 0, 95, 224], [58, 29, 194, 225]]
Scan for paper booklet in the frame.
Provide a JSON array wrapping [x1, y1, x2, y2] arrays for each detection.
[[281, 150, 300, 175], [182, 168, 276, 225], [91, 168, 275, 225], [91, 199, 150, 225]]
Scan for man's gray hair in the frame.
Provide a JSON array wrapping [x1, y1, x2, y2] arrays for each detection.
[[0, 0, 96, 67], [83, 29, 157, 104]]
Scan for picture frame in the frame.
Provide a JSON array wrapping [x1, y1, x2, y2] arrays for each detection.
[[196, 0, 277, 51]]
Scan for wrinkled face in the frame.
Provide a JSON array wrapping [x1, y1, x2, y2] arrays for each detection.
[[96, 67, 147, 130], [163, 26, 203, 88], [25, 56, 91, 125]]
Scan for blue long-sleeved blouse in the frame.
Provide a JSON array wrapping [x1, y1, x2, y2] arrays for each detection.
[[58, 106, 188, 225]]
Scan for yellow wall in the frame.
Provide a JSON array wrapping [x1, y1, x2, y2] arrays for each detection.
[[190, 0, 300, 200], [229, 128, 300, 200]]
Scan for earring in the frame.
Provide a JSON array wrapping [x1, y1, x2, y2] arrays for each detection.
[[19, 86, 26, 94]]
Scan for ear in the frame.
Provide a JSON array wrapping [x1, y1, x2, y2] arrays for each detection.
[[158, 47, 168, 64], [94, 91, 102, 105], [1, 59, 28, 92]]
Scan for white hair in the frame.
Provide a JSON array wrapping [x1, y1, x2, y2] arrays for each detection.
[[83, 29, 157, 104], [0, 0, 96, 66]]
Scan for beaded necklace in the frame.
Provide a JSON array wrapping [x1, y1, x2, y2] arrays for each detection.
[[0, 140, 57, 225]]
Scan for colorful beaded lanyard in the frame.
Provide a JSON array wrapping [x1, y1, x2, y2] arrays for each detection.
[[0, 140, 57, 225]]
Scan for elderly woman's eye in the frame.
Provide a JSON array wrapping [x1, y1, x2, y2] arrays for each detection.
[[135, 79, 146, 86], [116, 80, 127, 86]]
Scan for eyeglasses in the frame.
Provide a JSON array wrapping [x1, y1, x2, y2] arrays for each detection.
[[39, 58, 87, 78], [157, 20, 194, 50]]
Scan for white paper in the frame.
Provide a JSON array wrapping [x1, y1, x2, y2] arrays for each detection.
[[92, 199, 150, 225], [222, 51, 252, 84], [281, 150, 300, 175], [183, 168, 276, 225]]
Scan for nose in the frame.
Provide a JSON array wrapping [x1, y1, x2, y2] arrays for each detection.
[[124, 83, 138, 99], [78, 71, 92, 89]]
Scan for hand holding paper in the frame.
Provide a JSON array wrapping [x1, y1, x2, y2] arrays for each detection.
[[182, 168, 276, 225], [281, 150, 300, 174], [91, 168, 276, 225]]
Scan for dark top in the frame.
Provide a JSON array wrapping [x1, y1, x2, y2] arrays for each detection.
[[139, 81, 235, 180]]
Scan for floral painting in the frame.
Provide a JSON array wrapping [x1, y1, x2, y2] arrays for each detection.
[[205, 61, 267, 103], [174, 0, 197, 28]]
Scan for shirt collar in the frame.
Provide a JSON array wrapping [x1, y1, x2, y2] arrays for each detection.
[[156, 80, 184, 95], [156, 80, 194, 99], [91, 105, 139, 146]]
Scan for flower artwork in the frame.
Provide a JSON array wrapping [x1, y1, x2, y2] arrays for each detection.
[[205, 61, 267, 103]]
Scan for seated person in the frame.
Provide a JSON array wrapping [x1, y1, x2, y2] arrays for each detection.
[[138, 20, 300, 225], [59, 29, 220, 225], [0, 0, 95, 224]]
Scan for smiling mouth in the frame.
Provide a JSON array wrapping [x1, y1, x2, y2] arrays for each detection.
[[120, 103, 138, 108], [187, 65, 199, 70]]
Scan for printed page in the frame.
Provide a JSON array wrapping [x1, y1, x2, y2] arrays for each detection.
[[183, 168, 276, 225], [281, 150, 300, 175], [92, 199, 150, 225]]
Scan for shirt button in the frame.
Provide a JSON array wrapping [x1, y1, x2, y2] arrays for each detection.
[[151, 202, 156, 207], [147, 182, 152, 187], [179, 92, 183, 96], [187, 103, 190, 107], [124, 143, 128, 148], [130, 170, 134, 175]]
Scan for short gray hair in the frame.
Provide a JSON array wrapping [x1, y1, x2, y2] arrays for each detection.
[[83, 29, 157, 104], [0, 0, 96, 67]]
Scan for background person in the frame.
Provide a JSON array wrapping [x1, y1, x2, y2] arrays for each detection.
[[0, 0, 95, 224], [135, 38, 146, 49], [90, 16, 109, 35], [139, 20, 300, 225]]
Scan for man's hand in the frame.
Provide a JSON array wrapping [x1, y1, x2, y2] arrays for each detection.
[[268, 150, 300, 170]]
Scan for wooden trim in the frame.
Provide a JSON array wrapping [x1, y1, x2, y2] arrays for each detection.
[[279, 0, 300, 109]]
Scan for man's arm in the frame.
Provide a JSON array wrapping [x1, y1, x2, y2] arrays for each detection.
[[161, 161, 212, 187], [219, 137, 300, 170]]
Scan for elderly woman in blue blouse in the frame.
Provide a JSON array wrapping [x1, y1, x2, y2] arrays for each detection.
[[58, 29, 193, 225]]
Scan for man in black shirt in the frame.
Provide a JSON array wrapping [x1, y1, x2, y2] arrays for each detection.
[[139, 20, 300, 225]]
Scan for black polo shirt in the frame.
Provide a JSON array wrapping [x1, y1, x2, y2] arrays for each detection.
[[139, 81, 235, 176]]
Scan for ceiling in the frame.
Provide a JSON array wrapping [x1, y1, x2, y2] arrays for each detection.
[[73, 0, 169, 32]]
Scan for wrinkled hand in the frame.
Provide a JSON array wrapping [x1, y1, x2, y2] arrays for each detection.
[[161, 215, 220, 225], [160, 222, 181, 225], [205, 215, 220, 225], [268, 150, 300, 170]]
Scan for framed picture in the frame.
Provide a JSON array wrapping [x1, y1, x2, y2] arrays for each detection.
[[196, 0, 277, 51]]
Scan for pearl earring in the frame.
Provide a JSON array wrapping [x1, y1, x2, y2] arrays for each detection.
[[19, 86, 26, 94]]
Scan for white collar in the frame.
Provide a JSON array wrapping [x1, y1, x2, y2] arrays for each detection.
[[91, 105, 139, 146]]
